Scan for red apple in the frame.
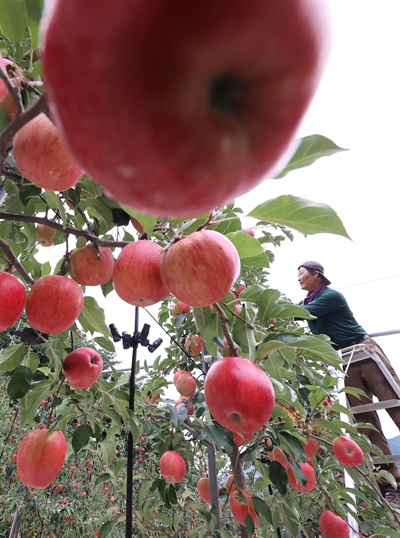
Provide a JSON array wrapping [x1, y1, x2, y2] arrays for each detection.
[[175, 395, 194, 416], [242, 228, 255, 237], [173, 370, 189, 385], [113, 240, 168, 306], [12, 113, 83, 191], [0, 271, 26, 332], [197, 477, 219, 504], [332, 436, 364, 467], [172, 301, 192, 315], [43, 0, 330, 217], [270, 447, 290, 470], [175, 373, 197, 398], [229, 489, 259, 528], [16, 429, 67, 489], [26, 275, 84, 334], [301, 436, 319, 459], [62, 347, 103, 389], [204, 356, 274, 434], [319, 510, 349, 538], [160, 231, 240, 308], [184, 334, 203, 356], [159, 451, 186, 483], [286, 462, 316, 494], [70, 244, 114, 286]]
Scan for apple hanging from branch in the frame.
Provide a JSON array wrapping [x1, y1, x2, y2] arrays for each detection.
[[204, 356, 275, 434], [16, 429, 67, 489], [26, 274, 84, 334], [70, 243, 114, 286], [113, 240, 169, 307], [160, 230, 240, 308], [62, 347, 103, 389], [0, 271, 26, 332]]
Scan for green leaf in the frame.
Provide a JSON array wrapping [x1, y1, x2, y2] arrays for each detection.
[[138, 480, 153, 508], [72, 424, 93, 453], [248, 195, 350, 238], [0, 343, 25, 371], [101, 439, 117, 465], [79, 296, 111, 335], [0, 0, 27, 43], [168, 483, 178, 505], [98, 519, 120, 538], [19, 379, 53, 425], [95, 473, 112, 487], [373, 525, 400, 537], [94, 336, 115, 352], [276, 135, 348, 178], [226, 231, 270, 267], [7, 366, 33, 399], [252, 496, 272, 524], [168, 403, 187, 430], [197, 425, 234, 454], [269, 461, 288, 495], [245, 512, 255, 535]]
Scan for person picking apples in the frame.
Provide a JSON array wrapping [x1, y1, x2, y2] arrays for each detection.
[[297, 261, 400, 505]]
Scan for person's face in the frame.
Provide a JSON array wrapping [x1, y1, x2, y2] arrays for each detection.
[[297, 267, 321, 292]]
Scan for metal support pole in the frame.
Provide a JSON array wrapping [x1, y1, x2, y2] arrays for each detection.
[[126, 306, 139, 538]]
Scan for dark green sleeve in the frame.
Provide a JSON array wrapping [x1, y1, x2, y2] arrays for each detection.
[[301, 289, 346, 317]]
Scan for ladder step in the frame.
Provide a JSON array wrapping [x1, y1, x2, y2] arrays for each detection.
[[349, 399, 400, 414], [372, 454, 400, 464]]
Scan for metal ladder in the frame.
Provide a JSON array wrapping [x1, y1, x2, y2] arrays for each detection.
[[340, 343, 400, 466], [336, 343, 400, 537]]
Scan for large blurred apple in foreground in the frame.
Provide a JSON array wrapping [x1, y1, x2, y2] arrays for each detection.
[[42, 0, 331, 217], [0, 271, 26, 332], [17, 429, 67, 489], [160, 231, 240, 307], [204, 356, 275, 434], [26, 275, 84, 334], [63, 347, 103, 389]]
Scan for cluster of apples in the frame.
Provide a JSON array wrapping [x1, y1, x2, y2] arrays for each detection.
[[173, 369, 197, 398], [1, 226, 241, 336], [113, 229, 241, 308], [270, 435, 363, 537], [15, 347, 103, 489]]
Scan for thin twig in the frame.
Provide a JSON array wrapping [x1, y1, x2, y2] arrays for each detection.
[[212, 302, 239, 357]]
